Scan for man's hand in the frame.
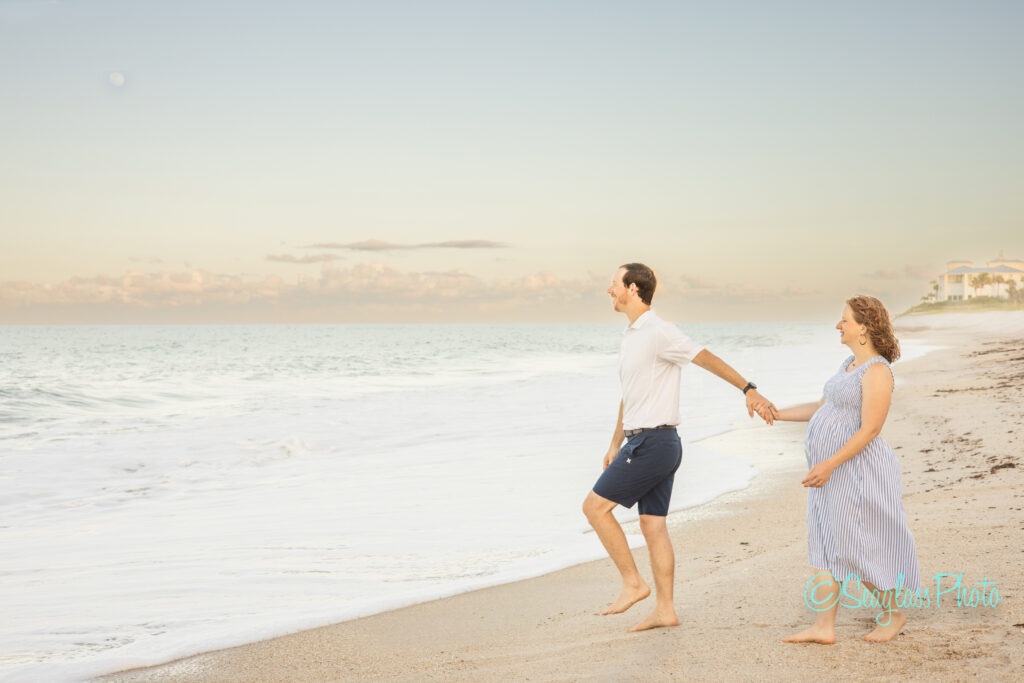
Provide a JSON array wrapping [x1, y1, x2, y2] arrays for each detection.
[[746, 389, 778, 425], [603, 445, 619, 470]]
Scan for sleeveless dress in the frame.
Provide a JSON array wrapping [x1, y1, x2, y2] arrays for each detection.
[[804, 355, 920, 592]]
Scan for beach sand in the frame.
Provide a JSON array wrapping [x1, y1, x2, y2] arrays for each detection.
[[103, 313, 1024, 682]]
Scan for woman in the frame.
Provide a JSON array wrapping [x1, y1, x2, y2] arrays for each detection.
[[775, 295, 920, 644]]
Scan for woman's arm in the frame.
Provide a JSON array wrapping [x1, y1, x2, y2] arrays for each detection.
[[774, 398, 824, 422], [802, 364, 893, 487]]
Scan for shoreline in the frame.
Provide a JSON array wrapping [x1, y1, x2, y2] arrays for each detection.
[[2, 322, 807, 683], [103, 312, 1024, 681]]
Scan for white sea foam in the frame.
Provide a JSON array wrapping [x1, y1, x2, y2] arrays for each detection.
[[0, 322, 931, 681]]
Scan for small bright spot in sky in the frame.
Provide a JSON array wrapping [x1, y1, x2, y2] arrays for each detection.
[[108, 72, 126, 87]]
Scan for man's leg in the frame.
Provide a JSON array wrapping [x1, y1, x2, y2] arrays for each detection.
[[628, 514, 679, 632], [582, 490, 650, 614]]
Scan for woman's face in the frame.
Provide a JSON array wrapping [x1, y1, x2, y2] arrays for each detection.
[[835, 304, 865, 347]]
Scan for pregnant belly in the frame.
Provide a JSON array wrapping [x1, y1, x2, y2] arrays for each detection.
[[805, 408, 856, 462]]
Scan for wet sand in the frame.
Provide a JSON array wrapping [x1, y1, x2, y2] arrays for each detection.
[[104, 312, 1024, 682]]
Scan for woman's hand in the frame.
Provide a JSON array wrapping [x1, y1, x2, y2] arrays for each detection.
[[802, 461, 835, 488], [753, 400, 778, 424], [746, 390, 778, 425]]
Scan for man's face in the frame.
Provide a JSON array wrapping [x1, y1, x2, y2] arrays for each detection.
[[607, 268, 632, 311]]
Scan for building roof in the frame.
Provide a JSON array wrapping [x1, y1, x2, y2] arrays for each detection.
[[947, 265, 1024, 274]]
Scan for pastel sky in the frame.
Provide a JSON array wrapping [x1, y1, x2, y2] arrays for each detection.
[[2, 0, 1021, 323]]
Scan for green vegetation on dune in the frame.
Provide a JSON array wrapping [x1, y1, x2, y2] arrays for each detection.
[[900, 297, 1024, 317]]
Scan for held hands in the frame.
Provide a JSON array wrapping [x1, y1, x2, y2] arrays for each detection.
[[745, 389, 778, 425], [802, 461, 834, 488]]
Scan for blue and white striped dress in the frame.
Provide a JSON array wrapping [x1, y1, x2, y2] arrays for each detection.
[[804, 355, 920, 592]]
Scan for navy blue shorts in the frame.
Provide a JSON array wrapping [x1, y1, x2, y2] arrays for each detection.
[[592, 428, 682, 517]]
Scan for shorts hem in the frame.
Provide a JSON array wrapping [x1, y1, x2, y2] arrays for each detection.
[[591, 486, 636, 510]]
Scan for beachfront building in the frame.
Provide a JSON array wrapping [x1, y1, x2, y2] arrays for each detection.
[[937, 252, 1024, 301]]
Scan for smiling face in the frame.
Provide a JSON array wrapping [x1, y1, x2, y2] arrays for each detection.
[[835, 304, 866, 347], [607, 267, 634, 312]]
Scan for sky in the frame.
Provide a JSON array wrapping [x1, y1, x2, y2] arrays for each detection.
[[1, 0, 1021, 323]]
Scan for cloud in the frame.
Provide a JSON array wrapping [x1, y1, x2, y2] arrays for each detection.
[[862, 264, 935, 280], [673, 276, 821, 302], [3, 264, 873, 324], [678, 274, 718, 292], [267, 253, 341, 264], [426, 240, 507, 249], [863, 269, 902, 279], [304, 239, 508, 251], [782, 286, 822, 297], [0, 270, 281, 308], [0, 264, 598, 323], [306, 240, 405, 251], [303, 264, 583, 302], [903, 265, 934, 280]]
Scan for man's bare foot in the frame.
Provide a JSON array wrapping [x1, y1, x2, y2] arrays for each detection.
[[862, 612, 906, 642], [782, 625, 835, 644], [601, 581, 650, 615], [627, 607, 678, 632]]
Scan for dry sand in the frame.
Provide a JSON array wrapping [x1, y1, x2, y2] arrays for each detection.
[[104, 313, 1024, 682]]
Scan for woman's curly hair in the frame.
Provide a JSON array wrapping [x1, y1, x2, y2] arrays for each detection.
[[846, 295, 900, 363]]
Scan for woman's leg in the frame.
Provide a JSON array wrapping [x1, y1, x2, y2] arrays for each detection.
[[783, 571, 840, 644], [859, 580, 908, 642]]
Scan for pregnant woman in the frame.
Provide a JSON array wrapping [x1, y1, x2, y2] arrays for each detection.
[[777, 295, 920, 644]]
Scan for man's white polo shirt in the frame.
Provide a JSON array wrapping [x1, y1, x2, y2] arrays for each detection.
[[619, 309, 703, 431]]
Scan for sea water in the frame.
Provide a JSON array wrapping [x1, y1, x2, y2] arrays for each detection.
[[0, 322, 932, 681]]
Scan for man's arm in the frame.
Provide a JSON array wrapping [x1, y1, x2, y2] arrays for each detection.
[[603, 400, 625, 470], [691, 349, 778, 424]]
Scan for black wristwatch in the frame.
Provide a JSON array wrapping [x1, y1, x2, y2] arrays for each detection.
[[742, 382, 757, 394]]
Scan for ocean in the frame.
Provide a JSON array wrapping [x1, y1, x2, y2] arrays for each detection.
[[0, 321, 931, 681]]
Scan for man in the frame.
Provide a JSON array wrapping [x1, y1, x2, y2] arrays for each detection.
[[582, 263, 776, 632]]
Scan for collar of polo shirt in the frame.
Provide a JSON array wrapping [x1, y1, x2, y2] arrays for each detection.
[[626, 309, 655, 331]]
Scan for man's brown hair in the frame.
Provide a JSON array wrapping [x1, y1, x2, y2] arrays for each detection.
[[619, 263, 656, 305]]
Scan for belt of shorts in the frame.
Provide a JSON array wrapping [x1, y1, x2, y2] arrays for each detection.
[[623, 424, 677, 437]]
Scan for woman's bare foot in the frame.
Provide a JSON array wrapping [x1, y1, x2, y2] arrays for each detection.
[[782, 625, 835, 644], [601, 581, 650, 615], [628, 606, 678, 632], [862, 611, 906, 642]]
